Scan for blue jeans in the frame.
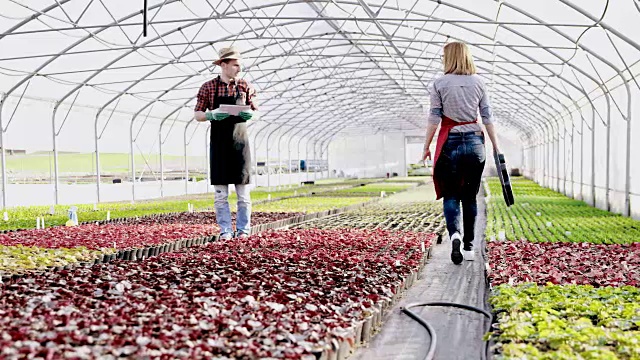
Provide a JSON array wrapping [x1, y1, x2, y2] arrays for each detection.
[[438, 132, 486, 249], [214, 184, 251, 235]]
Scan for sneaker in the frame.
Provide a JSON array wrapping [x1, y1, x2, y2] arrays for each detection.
[[462, 246, 475, 261], [236, 232, 249, 239], [450, 232, 463, 265], [219, 233, 233, 241]]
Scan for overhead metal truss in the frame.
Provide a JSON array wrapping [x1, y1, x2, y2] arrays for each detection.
[[0, 0, 639, 215]]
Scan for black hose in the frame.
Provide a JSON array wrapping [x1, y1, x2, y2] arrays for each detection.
[[401, 302, 493, 360]]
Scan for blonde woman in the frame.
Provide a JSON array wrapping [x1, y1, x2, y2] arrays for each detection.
[[422, 42, 500, 265]]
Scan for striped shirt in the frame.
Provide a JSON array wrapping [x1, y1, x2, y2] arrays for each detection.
[[427, 74, 494, 133]]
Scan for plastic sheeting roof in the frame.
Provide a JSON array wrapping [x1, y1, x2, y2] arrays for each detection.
[[1, 0, 640, 142]]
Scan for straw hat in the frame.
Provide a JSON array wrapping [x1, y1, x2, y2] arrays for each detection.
[[213, 46, 242, 66]]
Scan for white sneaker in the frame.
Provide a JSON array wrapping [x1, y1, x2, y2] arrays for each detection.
[[219, 233, 233, 241], [462, 248, 475, 261], [450, 232, 463, 265]]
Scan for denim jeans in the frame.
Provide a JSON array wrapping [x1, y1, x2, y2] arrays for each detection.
[[438, 132, 486, 249], [214, 184, 251, 235]]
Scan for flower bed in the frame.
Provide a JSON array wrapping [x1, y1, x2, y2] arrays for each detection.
[[0, 212, 303, 275], [490, 283, 640, 359], [0, 245, 102, 276], [0, 228, 435, 359], [487, 240, 640, 287], [0, 182, 351, 231], [485, 178, 640, 244], [296, 202, 445, 234]]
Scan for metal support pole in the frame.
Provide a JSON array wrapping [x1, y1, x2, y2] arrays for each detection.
[[52, 102, 60, 205], [624, 83, 632, 217], [403, 136, 408, 178], [94, 116, 102, 203], [252, 124, 271, 184], [321, 138, 332, 179], [580, 109, 585, 200], [276, 132, 283, 188], [313, 138, 318, 181], [159, 128, 164, 198], [569, 113, 574, 198], [305, 137, 310, 180], [325, 141, 331, 179], [266, 125, 286, 190], [296, 129, 315, 181], [556, 120, 560, 193], [605, 110, 611, 212], [142, 0, 148, 37], [0, 93, 7, 210], [591, 100, 598, 207], [184, 122, 190, 196], [130, 119, 136, 202], [287, 132, 293, 187]]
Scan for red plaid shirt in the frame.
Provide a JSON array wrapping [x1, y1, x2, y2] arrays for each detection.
[[195, 76, 258, 112]]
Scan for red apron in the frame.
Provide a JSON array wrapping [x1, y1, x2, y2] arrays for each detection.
[[432, 116, 479, 199]]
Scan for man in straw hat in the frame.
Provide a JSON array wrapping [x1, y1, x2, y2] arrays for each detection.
[[195, 46, 259, 240]]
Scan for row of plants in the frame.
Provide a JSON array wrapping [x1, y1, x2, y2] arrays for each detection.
[[0, 228, 435, 359], [297, 202, 445, 235], [0, 192, 385, 276], [0, 212, 301, 276], [0, 181, 373, 231], [485, 177, 640, 359], [253, 196, 374, 214], [489, 284, 640, 360], [382, 176, 429, 183], [485, 178, 640, 244], [487, 240, 639, 288], [0, 245, 103, 276], [333, 183, 415, 194]]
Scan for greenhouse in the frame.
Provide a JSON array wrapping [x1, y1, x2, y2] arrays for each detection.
[[1, 0, 639, 359]]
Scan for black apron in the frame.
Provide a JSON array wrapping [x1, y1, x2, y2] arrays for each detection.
[[209, 83, 251, 185]]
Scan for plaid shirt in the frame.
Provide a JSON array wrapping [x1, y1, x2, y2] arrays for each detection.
[[195, 76, 258, 112]]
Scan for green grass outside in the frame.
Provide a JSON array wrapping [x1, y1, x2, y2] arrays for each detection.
[[6, 152, 205, 174]]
